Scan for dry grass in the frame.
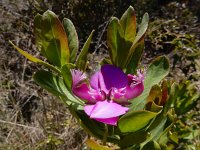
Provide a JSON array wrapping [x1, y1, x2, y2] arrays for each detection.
[[0, 1, 86, 149]]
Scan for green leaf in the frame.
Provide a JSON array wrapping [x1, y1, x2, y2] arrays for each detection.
[[33, 70, 84, 105], [140, 112, 173, 148], [107, 17, 120, 66], [107, 9, 148, 69], [61, 64, 72, 90], [118, 109, 162, 133], [130, 56, 170, 111], [125, 13, 149, 68], [119, 6, 136, 42], [119, 130, 148, 148], [126, 39, 144, 74], [34, 10, 70, 68], [9, 41, 60, 73], [107, 17, 132, 68], [142, 141, 161, 150], [169, 132, 178, 144], [76, 30, 94, 70], [133, 13, 149, 46], [63, 18, 79, 63]]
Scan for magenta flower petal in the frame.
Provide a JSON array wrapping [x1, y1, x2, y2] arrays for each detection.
[[84, 104, 95, 116], [72, 83, 92, 101], [124, 74, 144, 99], [72, 83, 105, 103], [110, 88, 128, 103], [84, 105, 119, 125], [90, 69, 108, 93], [100, 65, 128, 92], [71, 69, 87, 86], [125, 82, 144, 99], [127, 71, 144, 84], [84, 101, 128, 125], [90, 71, 100, 90], [95, 117, 119, 126], [84, 101, 129, 119]]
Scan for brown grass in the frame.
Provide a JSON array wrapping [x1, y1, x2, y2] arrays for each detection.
[[0, 1, 86, 149]]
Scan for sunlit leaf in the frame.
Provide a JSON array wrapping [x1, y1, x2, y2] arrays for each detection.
[[107, 10, 148, 69], [130, 56, 170, 111], [63, 18, 79, 63], [119, 6, 136, 42], [107, 17, 120, 66], [9, 41, 60, 73], [107, 17, 132, 68], [76, 30, 94, 70], [34, 10, 70, 68], [125, 13, 149, 69], [133, 13, 149, 46], [119, 109, 162, 133]]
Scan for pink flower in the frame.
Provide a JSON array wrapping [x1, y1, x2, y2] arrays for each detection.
[[71, 65, 144, 125]]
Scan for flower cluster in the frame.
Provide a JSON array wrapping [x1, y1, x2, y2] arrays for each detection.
[[71, 65, 144, 125]]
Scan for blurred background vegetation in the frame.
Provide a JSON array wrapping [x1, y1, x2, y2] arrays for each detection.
[[0, 0, 199, 149]]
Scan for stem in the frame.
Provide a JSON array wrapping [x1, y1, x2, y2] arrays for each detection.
[[103, 124, 108, 145]]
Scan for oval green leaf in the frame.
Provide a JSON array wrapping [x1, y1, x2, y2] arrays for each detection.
[[125, 13, 149, 69], [119, 6, 136, 42], [133, 13, 149, 46], [76, 30, 94, 70], [107, 17, 132, 68], [63, 18, 79, 63], [119, 110, 161, 133], [34, 10, 70, 68], [107, 17, 120, 66]]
